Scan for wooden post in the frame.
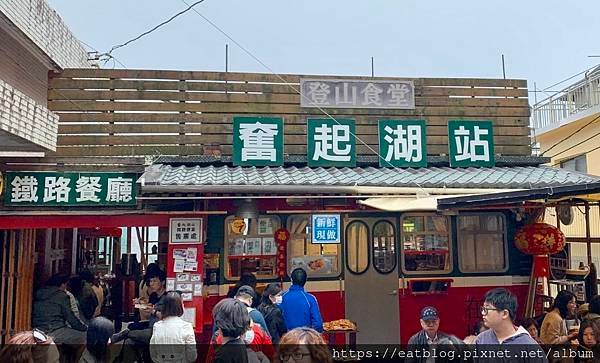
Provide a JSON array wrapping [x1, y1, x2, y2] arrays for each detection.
[[586, 202, 592, 265]]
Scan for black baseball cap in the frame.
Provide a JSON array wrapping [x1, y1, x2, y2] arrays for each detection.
[[420, 306, 439, 321]]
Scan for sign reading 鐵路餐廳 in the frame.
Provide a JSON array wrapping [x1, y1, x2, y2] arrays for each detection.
[[307, 118, 356, 167], [233, 117, 284, 166], [300, 79, 415, 109], [311, 214, 341, 244], [4, 172, 137, 206], [378, 119, 427, 167], [448, 120, 495, 167]]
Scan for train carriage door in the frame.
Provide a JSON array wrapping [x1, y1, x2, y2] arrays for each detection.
[[344, 217, 399, 344]]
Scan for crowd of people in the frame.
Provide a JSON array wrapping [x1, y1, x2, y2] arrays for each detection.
[[406, 288, 600, 363], [3, 264, 600, 362]]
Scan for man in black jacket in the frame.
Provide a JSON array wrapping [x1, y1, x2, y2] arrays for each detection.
[[32, 273, 87, 344], [407, 306, 452, 363]]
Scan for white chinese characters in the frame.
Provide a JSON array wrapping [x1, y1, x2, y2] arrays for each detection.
[[238, 122, 279, 162], [106, 177, 133, 203], [10, 176, 39, 203], [454, 125, 491, 162], [76, 176, 101, 202], [312, 123, 352, 162], [6, 173, 136, 205], [301, 79, 415, 109], [382, 124, 423, 163], [43, 176, 71, 203]]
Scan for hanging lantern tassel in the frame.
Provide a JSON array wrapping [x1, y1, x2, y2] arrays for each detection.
[[532, 255, 551, 278]]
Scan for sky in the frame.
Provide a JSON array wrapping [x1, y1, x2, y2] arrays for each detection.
[[48, 0, 600, 101]]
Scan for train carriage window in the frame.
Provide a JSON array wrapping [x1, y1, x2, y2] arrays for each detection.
[[458, 214, 508, 273], [224, 215, 280, 280], [287, 215, 340, 278], [401, 214, 451, 274], [346, 221, 369, 274], [372, 221, 396, 274]]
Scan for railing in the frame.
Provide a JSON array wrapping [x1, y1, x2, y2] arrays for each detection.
[[531, 69, 600, 131]]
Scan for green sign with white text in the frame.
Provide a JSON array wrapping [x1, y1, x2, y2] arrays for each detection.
[[233, 117, 284, 167], [378, 119, 427, 167], [307, 119, 356, 167], [4, 172, 138, 206], [448, 120, 495, 167]]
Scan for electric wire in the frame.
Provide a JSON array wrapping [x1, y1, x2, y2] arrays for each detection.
[[181, 0, 438, 194]]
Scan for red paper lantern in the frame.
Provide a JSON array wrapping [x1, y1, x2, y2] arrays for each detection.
[[514, 222, 565, 256]]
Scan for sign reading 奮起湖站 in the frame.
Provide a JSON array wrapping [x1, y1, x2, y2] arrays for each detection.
[[378, 119, 427, 168], [233, 117, 284, 166], [300, 79, 415, 109], [307, 118, 356, 167], [311, 214, 341, 244], [448, 120, 495, 167], [4, 172, 137, 206]]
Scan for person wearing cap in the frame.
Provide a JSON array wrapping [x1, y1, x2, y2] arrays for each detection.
[[408, 306, 450, 345], [280, 268, 324, 333], [235, 285, 271, 337], [407, 306, 452, 363]]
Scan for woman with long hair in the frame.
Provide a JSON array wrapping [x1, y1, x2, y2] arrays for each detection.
[[150, 291, 197, 363], [540, 290, 579, 344], [80, 317, 115, 363], [277, 327, 333, 363], [257, 283, 287, 344], [0, 330, 60, 363]]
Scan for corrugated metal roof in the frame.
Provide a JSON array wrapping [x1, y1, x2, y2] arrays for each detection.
[[141, 164, 600, 189]]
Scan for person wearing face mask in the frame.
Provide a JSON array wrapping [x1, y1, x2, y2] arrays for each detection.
[[258, 283, 288, 345], [206, 299, 273, 363], [235, 285, 271, 338]]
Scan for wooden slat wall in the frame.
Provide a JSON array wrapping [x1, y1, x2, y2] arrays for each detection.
[[0, 229, 36, 344], [47, 69, 531, 158]]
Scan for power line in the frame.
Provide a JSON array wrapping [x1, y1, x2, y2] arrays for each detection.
[[541, 63, 600, 92], [551, 140, 600, 167], [540, 114, 600, 157], [547, 117, 600, 159], [180, 0, 435, 194], [106, 0, 207, 56]]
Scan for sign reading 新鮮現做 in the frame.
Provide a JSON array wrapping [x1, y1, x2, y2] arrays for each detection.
[[307, 118, 356, 167], [378, 119, 427, 167], [4, 172, 137, 206], [300, 79, 415, 109], [311, 214, 341, 244], [233, 117, 284, 166], [448, 120, 495, 167]]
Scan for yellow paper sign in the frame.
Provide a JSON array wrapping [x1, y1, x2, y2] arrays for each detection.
[[230, 218, 246, 234]]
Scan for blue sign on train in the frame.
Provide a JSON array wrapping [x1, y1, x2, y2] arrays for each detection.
[[311, 214, 341, 244]]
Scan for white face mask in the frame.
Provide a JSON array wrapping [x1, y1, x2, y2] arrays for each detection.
[[274, 295, 283, 305], [243, 329, 255, 344]]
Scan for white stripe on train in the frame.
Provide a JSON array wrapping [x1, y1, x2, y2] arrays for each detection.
[[212, 276, 529, 296]]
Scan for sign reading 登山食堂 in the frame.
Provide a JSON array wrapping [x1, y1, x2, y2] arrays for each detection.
[[4, 172, 137, 206]]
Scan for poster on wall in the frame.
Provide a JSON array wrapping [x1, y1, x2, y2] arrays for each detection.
[[262, 237, 277, 255], [258, 218, 274, 235], [183, 308, 196, 327], [291, 256, 335, 274], [170, 218, 203, 244], [246, 237, 262, 255], [228, 238, 244, 256]]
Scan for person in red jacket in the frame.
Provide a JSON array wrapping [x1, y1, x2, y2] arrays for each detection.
[[205, 321, 274, 363]]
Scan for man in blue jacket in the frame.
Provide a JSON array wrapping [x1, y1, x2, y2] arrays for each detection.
[[281, 268, 323, 332]]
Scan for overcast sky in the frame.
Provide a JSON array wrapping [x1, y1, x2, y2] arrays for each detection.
[[48, 0, 600, 101]]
